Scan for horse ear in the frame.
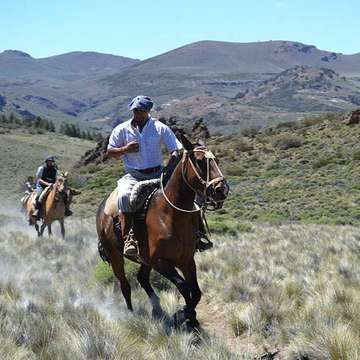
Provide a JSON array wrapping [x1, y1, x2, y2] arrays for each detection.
[[64, 171, 68, 177], [180, 133, 194, 151]]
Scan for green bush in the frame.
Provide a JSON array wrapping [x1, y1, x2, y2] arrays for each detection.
[[352, 149, 360, 161], [312, 155, 335, 169], [272, 135, 304, 150]]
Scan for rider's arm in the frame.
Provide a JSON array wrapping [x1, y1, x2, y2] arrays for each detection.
[[106, 126, 131, 158]]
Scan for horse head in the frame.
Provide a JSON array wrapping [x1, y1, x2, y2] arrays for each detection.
[[180, 134, 229, 209], [52, 171, 68, 202]]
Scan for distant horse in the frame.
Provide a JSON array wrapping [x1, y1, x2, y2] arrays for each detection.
[[96, 134, 229, 328], [24, 173, 80, 238]]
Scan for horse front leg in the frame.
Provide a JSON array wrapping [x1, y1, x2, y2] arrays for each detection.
[[59, 220, 65, 239], [39, 222, 46, 237], [154, 259, 192, 328], [137, 264, 164, 319], [180, 259, 202, 329], [34, 223, 41, 237], [47, 223, 52, 237]]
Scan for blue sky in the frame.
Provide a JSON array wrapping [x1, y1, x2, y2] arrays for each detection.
[[1, 0, 359, 59]]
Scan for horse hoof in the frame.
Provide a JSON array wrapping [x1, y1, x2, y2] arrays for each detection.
[[172, 308, 187, 328], [186, 317, 200, 332], [152, 308, 165, 320]]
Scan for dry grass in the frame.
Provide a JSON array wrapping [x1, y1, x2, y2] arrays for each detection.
[[1, 206, 360, 358], [197, 224, 360, 358], [0, 208, 242, 359]]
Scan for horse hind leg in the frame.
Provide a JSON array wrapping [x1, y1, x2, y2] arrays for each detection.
[[102, 224, 133, 311], [137, 264, 164, 319], [109, 250, 133, 311]]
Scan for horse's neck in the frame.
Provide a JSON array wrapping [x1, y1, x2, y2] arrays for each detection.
[[164, 162, 195, 210], [47, 186, 57, 202]]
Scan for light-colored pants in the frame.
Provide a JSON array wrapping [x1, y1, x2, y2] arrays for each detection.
[[117, 168, 162, 213]]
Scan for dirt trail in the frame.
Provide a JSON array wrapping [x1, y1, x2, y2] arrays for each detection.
[[197, 296, 284, 359], [196, 295, 258, 357]]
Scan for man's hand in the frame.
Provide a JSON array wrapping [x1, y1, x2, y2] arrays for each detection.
[[124, 141, 139, 153], [107, 141, 139, 158]]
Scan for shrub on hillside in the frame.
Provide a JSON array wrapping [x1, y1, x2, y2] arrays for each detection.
[[234, 138, 253, 153], [272, 135, 304, 150], [241, 127, 261, 138], [275, 121, 298, 130], [352, 149, 360, 161], [312, 155, 336, 169], [226, 165, 246, 176]]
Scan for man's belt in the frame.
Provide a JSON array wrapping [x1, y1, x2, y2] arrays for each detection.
[[136, 165, 161, 174]]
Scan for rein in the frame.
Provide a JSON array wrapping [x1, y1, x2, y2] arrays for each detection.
[[160, 147, 224, 213], [160, 172, 201, 213]]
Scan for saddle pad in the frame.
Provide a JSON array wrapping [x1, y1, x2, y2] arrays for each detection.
[[104, 179, 160, 217], [104, 188, 119, 217]]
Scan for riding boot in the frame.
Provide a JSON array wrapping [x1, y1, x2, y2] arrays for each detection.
[[122, 212, 138, 257], [196, 215, 213, 252]]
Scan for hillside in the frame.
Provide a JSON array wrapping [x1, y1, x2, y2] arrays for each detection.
[[0, 50, 138, 125], [71, 112, 360, 228], [153, 66, 360, 133], [1, 41, 360, 132], [108, 40, 360, 77]]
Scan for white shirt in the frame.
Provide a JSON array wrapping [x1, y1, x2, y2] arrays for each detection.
[[108, 116, 183, 171]]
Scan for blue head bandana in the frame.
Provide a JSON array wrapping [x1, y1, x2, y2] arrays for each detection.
[[128, 95, 153, 111]]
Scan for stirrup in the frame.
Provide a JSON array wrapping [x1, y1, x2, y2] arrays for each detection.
[[197, 239, 213, 252], [123, 229, 138, 256], [196, 231, 213, 252]]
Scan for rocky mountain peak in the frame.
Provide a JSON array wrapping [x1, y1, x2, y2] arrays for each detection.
[[1, 50, 32, 58]]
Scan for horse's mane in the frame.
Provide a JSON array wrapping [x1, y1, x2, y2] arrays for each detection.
[[162, 151, 183, 187]]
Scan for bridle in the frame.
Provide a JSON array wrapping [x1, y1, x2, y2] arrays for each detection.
[[160, 147, 226, 213]]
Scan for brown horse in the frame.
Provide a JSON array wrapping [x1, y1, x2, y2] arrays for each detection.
[[96, 134, 229, 327], [24, 173, 80, 238]]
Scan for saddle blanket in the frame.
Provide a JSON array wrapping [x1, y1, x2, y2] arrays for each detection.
[[104, 179, 160, 217]]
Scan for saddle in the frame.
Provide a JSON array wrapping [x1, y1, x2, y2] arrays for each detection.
[[104, 179, 160, 220]]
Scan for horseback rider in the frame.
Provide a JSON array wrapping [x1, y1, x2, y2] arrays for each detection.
[[32, 156, 72, 218], [107, 95, 212, 257]]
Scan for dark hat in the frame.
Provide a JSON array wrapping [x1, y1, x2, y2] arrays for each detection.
[[128, 95, 153, 111], [45, 155, 56, 162]]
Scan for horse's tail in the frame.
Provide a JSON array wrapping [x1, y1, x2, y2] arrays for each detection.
[[96, 197, 111, 263]]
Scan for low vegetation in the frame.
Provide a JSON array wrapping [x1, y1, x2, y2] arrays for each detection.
[[1, 209, 360, 358], [0, 113, 103, 140], [73, 113, 360, 230]]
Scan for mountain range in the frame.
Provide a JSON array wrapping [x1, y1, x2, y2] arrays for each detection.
[[1, 40, 360, 133]]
